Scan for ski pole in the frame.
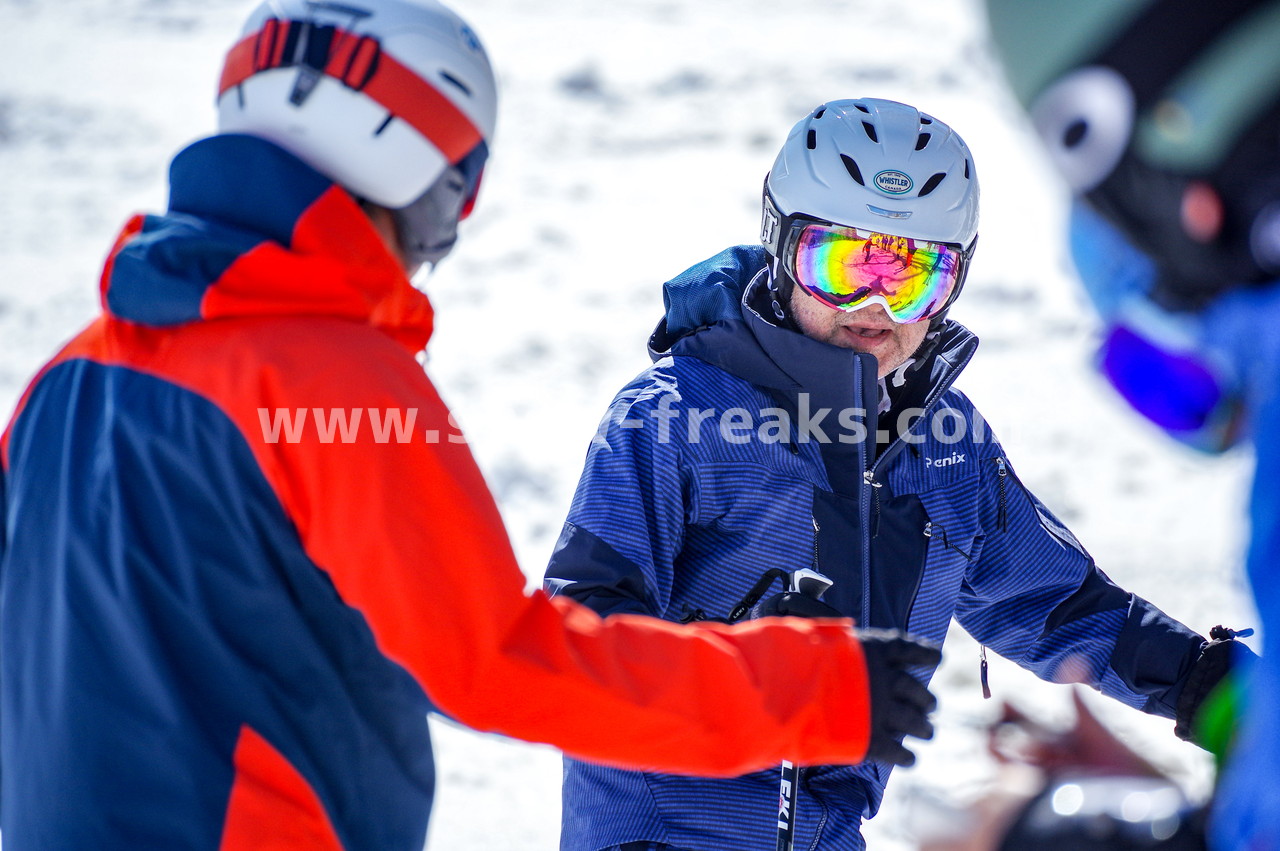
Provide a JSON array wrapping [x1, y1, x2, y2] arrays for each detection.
[[776, 567, 834, 851]]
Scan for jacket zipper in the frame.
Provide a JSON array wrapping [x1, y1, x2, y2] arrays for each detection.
[[796, 516, 826, 846], [803, 772, 831, 851], [994, 457, 1009, 532], [811, 516, 821, 569], [861, 342, 976, 638], [857, 360, 873, 631], [863, 469, 882, 537], [922, 521, 970, 559]]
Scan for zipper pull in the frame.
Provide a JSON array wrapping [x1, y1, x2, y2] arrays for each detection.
[[923, 521, 933, 538], [994, 458, 1009, 532], [811, 517, 821, 570], [863, 470, 882, 488], [1209, 625, 1255, 641], [980, 645, 991, 699]]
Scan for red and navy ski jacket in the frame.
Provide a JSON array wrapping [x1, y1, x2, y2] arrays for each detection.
[[0, 136, 881, 851], [545, 246, 1209, 851]]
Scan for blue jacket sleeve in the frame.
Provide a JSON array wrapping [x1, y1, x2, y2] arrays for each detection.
[[1206, 283, 1280, 848], [955, 451, 1204, 718], [544, 374, 689, 619]]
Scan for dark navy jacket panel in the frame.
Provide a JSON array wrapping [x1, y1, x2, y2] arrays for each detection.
[[105, 135, 335, 328], [545, 522, 658, 617], [1, 360, 434, 851]]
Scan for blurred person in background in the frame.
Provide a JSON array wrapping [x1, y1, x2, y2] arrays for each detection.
[[543, 97, 1242, 851], [0, 1, 944, 848], [983, 0, 1276, 847]]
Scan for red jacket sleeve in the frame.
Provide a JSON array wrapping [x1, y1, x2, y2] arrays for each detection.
[[66, 315, 873, 776]]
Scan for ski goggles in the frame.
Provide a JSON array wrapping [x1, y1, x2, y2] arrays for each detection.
[[1097, 318, 1239, 447], [1069, 201, 1243, 452], [785, 221, 967, 323]]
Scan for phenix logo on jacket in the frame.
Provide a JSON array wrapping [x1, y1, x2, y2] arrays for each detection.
[[0, 138, 885, 851], [544, 245, 1207, 851], [925, 451, 967, 468]]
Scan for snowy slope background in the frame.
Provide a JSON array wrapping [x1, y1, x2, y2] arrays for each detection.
[[0, 0, 1260, 848]]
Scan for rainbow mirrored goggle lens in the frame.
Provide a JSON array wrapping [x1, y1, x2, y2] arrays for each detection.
[[789, 223, 963, 323]]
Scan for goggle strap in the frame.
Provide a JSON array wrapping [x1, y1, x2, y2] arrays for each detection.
[[219, 19, 484, 167]]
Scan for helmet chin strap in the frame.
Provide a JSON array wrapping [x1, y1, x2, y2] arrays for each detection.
[[765, 256, 801, 331], [390, 165, 470, 270]]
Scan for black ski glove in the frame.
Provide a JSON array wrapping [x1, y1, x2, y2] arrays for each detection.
[[857, 628, 943, 767], [1175, 625, 1256, 746], [744, 575, 941, 766]]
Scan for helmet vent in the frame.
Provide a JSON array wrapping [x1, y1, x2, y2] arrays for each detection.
[[964, 159, 971, 179], [814, 107, 826, 119], [1063, 119, 1088, 148], [807, 129, 817, 150], [440, 70, 472, 97], [374, 113, 395, 136], [854, 103, 870, 114], [840, 154, 866, 186], [918, 172, 946, 197], [920, 116, 933, 125], [862, 121, 879, 143], [915, 132, 931, 151]]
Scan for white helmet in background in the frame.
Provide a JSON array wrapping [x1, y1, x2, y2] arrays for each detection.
[[217, 0, 496, 266], [762, 98, 980, 322]]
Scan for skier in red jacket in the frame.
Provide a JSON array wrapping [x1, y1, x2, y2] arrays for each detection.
[[0, 1, 940, 848]]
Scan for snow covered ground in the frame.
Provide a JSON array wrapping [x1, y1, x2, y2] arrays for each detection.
[[0, 0, 1260, 848]]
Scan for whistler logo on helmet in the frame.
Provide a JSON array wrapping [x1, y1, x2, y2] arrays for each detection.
[[873, 170, 913, 195]]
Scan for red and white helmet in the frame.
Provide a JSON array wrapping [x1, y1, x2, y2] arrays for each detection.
[[216, 0, 496, 211]]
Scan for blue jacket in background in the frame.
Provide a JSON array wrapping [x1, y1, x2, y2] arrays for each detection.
[[1201, 283, 1280, 850], [545, 245, 1208, 851]]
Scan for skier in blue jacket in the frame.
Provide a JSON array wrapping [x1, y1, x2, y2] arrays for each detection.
[[982, 1, 1279, 848], [544, 98, 1247, 851]]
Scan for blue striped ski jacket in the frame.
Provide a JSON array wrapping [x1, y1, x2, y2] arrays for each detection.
[[544, 245, 1208, 851]]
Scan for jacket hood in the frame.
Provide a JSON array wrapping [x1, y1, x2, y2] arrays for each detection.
[[99, 134, 434, 352], [648, 245, 802, 392]]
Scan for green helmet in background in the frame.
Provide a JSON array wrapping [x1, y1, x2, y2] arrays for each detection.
[[984, 0, 1280, 310]]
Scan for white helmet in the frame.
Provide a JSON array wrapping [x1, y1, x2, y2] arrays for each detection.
[[764, 98, 978, 247], [216, 0, 496, 213], [761, 98, 980, 322]]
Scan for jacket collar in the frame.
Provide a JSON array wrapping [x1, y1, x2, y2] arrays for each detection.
[[99, 134, 434, 353]]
